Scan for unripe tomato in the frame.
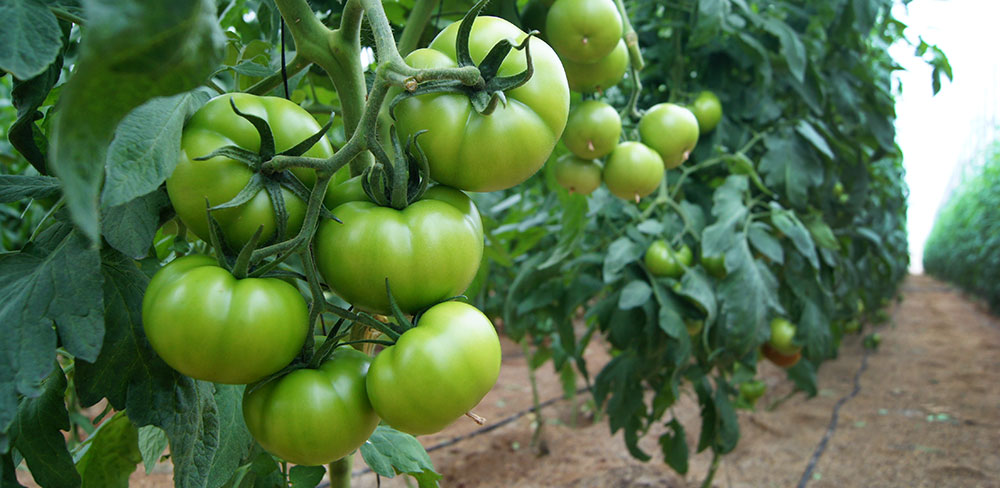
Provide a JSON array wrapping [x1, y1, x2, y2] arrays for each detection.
[[689, 91, 722, 134], [315, 186, 484, 315], [552, 154, 602, 195], [645, 240, 682, 278], [141, 255, 308, 384], [739, 379, 766, 404], [367, 301, 502, 435], [685, 319, 704, 337], [639, 103, 700, 169], [562, 100, 621, 159], [701, 253, 726, 278], [168, 93, 348, 251], [675, 244, 693, 267], [242, 348, 379, 465], [602, 142, 664, 201], [545, 0, 622, 63], [561, 39, 628, 93], [769, 317, 801, 355]]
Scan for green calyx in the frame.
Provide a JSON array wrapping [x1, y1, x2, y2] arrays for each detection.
[[389, 0, 537, 117], [192, 97, 335, 251], [362, 126, 430, 210]]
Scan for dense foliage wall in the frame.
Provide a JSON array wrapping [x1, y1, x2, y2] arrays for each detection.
[[924, 140, 1000, 311]]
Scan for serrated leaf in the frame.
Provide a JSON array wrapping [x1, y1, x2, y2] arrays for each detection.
[[760, 17, 806, 82], [74, 412, 142, 488], [11, 368, 79, 488], [804, 213, 839, 250], [701, 176, 748, 259], [770, 207, 818, 269], [49, 0, 224, 244], [361, 425, 441, 488], [787, 359, 817, 397], [0, 223, 103, 436], [678, 268, 717, 322], [660, 419, 689, 474], [102, 189, 171, 259], [137, 425, 168, 474], [9, 44, 65, 174], [636, 219, 664, 235], [0, 175, 61, 203], [717, 242, 781, 348], [758, 134, 824, 208], [289, 465, 326, 488], [0, 0, 63, 80], [656, 299, 685, 339], [795, 120, 833, 160], [603, 237, 641, 283], [747, 222, 783, 264], [619, 280, 652, 310], [101, 91, 211, 208]]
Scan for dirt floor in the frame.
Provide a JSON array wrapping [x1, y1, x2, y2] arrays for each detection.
[[15, 274, 1000, 487]]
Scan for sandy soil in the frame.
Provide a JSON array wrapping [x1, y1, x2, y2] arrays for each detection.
[[15, 274, 1000, 487]]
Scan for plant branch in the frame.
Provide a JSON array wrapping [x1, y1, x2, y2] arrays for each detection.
[[398, 0, 441, 57], [246, 54, 312, 96]]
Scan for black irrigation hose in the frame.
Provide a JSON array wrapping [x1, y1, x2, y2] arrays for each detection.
[[796, 347, 873, 487]]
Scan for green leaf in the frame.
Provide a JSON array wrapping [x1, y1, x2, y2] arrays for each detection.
[[11, 368, 80, 488], [74, 412, 142, 488], [0, 223, 103, 435], [102, 189, 171, 259], [787, 359, 817, 397], [678, 268, 717, 322], [288, 465, 326, 488], [137, 425, 167, 474], [760, 17, 806, 82], [794, 120, 833, 160], [747, 222, 783, 264], [9, 42, 65, 174], [594, 353, 645, 434], [804, 213, 839, 250], [689, 0, 726, 48], [1, 452, 25, 487], [361, 425, 441, 488], [101, 91, 211, 208], [759, 134, 823, 208], [602, 237, 641, 283], [619, 280, 652, 310], [656, 294, 685, 339], [48, 0, 223, 244], [659, 419, 689, 474], [713, 380, 740, 454], [0, 0, 63, 79], [770, 206, 819, 269], [0, 175, 61, 203], [701, 176, 749, 260], [718, 242, 781, 347]]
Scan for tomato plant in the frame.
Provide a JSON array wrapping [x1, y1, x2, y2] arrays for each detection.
[[142, 255, 308, 384], [644, 240, 690, 278], [243, 347, 379, 466], [366, 301, 502, 435], [638, 103, 700, 169], [552, 154, 603, 195], [545, 0, 623, 63], [689, 90, 722, 134]]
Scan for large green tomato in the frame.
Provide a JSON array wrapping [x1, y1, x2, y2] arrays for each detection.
[[561, 39, 628, 93], [314, 186, 484, 314], [552, 154, 602, 195], [243, 348, 379, 465], [366, 301, 502, 435], [168, 93, 348, 250], [562, 100, 621, 159], [545, 0, 622, 63], [689, 90, 722, 134], [638, 103, 700, 169], [141, 255, 308, 384], [602, 141, 664, 201], [769, 317, 800, 355], [393, 17, 569, 192]]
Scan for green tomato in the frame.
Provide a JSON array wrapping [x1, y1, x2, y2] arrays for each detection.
[[675, 244, 693, 267], [562, 100, 622, 159], [545, 0, 622, 63], [639, 103, 700, 169], [168, 93, 348, 251], [768, 317, 800, 355], [645, 240, 682, 278], [552, 154, 602, 195], [141, 255, 308, 384], [685, 319, 704, 337], [314, 186, 484, 314], [602, 142, 664, 201], [367, 301, 502, 435], [242, 348, 379, 465], [393, 17, 570, 192], [560, 39, 628, 93], [844, 319, 861, 334], [701, 253, 727, 278], [739, 379, 766, 404], [689, 90, 722, 134]]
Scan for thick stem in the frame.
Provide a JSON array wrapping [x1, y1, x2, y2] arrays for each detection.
[[246, 54, 312, 96], [328, 456, 352, 488], [522, 338, 547, 454], [397, 0, 440, 57]]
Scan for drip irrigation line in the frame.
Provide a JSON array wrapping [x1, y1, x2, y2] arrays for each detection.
[[796, 347, 873, 487]]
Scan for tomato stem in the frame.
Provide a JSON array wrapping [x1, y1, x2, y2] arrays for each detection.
[[328, 456, 352, 488], [397, 0, 440, 57]]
